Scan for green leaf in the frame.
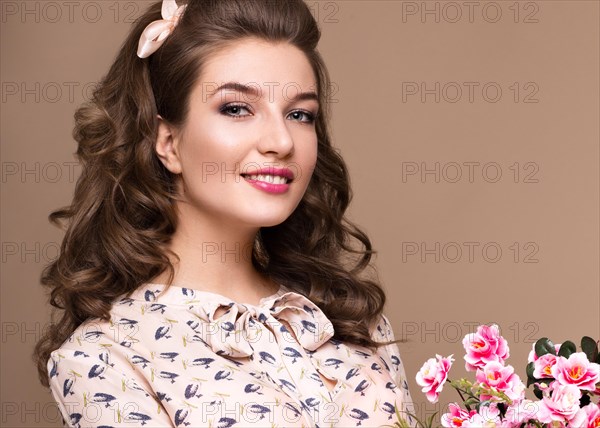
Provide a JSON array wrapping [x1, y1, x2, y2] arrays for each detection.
[[464, 399, 479, 411], [581, 336, 599, 362], [558, 341, 577, 358], [534, 337, 556, 357], [426, 412, 439, 428], [393, 404, 427, 428], [526, 362, 535, 379]]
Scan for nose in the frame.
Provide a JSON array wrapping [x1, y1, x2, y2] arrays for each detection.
[[257, 109, 294, 158]]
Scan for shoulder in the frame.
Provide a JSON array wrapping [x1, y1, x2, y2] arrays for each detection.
[[46, 298, 159, 400], [370, 312, 397, 343], [51, 297, 144, 356], [47, 314, 154, 399], [47, 322, 168, 427], [370, 313, 407, 381], [47, 341, 151, 389], [370, 314, 416, 423], [50, 316, 114, 363]]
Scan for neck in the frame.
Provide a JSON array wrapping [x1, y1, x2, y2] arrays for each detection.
[[149, 202, 278, 305]]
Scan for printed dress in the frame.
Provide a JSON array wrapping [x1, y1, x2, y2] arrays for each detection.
[[48, 283, 416, 427]]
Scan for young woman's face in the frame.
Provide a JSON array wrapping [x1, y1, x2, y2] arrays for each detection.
[[159, 37, 319, 230]]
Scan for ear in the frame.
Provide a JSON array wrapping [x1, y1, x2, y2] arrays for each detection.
[[155, 115, 183, 174]]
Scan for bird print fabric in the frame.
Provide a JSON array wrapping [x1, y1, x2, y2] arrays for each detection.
[[47, 283, 416, 427]]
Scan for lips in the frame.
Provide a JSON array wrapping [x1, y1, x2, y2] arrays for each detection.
[[241, 167, 293, 194], [240, 166, 295, 183]]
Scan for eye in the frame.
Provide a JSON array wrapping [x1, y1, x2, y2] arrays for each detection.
[[219, 103, 252, 118], [288, 110, 317, 124]]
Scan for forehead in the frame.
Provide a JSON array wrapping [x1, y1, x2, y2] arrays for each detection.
[[197, 37, 318, 98]]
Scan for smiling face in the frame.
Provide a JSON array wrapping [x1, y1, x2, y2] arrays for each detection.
[[156, 37, 319, 230]]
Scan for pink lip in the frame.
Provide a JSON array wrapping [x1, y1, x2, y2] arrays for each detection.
[[243, 177, 290, 194], [241, 167, 293, 194]]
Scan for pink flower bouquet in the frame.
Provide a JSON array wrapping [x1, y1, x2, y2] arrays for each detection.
[[389, 324, 600, 428]]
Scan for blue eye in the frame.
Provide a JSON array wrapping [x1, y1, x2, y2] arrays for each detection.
[[219, 103, 251, 118], [288, 110, 317, 124]]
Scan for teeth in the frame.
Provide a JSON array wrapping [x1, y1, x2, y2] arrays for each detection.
[[246, 174, 289, 184]]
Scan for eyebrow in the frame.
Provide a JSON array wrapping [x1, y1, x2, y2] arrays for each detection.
[[208, 81, 319, 103]]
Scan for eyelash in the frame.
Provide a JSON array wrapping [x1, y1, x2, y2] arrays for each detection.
[[219, 103, 317, 124]]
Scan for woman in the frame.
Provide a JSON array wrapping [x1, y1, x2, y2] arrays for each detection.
[[33, 0, 415, 426]]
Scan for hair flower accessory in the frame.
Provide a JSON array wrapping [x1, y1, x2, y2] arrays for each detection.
[[137, 0, 187, 58]]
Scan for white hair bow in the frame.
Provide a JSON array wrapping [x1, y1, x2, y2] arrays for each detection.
[[137, 0, 187, 59]]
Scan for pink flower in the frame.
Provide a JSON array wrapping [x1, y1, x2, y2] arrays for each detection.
[[536, 382, 582, 424], [571, 407, 591, 428], [462, 405, 502, 427], [475, 361, 526, 402], [441, 403, 477, 427], [416, 354, 454, 403], [533, 353, 558, 379], [463, 324, 509, 371], [551, 352, 600, 391], [501, 400, 541, 427], [582, 403, 600, 428], [527, 342, 561, 363]]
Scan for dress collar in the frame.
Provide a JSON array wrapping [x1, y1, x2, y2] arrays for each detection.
[[122, 283, 335, 357]]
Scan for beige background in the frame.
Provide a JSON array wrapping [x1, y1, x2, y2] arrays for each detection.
[[1, 0, 599, 426]]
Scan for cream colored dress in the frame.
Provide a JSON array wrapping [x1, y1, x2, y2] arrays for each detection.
[[48, 282, 415, 427]]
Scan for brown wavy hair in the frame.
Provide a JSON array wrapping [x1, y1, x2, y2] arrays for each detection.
[[33, 0, 391, 388]]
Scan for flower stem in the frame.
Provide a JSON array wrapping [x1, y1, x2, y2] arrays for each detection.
[[447, 378, 472, 412], [456, 388, 471, 411]]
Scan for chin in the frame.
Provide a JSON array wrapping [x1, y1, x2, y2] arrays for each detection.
[[258, 216, 291, 228], [244, 212, 292, 228]]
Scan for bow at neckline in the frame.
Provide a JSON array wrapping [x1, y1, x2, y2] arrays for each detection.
[[132, 284, 335, 358], [201, 292, 335, 357]]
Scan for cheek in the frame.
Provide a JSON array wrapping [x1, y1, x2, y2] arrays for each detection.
[[178, 126, 244, 175], [291, 131, 318, 177]]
